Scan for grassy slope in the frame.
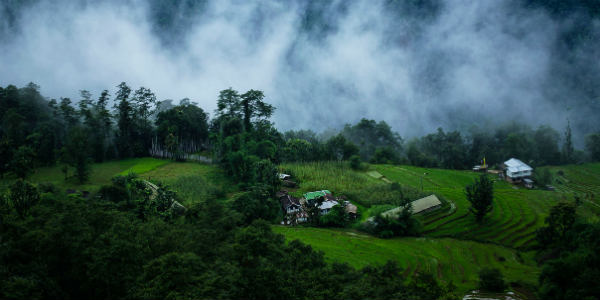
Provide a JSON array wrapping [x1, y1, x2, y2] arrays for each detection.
[[275, 162, 600, 294], [547, 163, 600, 221], [373, 164, 600, 248], [1, 158, 233, 205], [0, 158, 167, 192], [141, 161, 236, 205], [273, 226, 538, 294]]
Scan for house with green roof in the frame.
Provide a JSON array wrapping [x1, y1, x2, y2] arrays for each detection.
[[302, 190, 338, 215]]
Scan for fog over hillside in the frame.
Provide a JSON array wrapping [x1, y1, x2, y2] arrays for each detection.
[[1, 0, 599, 141]]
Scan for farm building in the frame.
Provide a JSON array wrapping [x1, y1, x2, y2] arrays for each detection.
[[411, 195, 442, 214], [278, 191, 307, 224], [279, 193, 301, 214], [380, 194, 442, 218], [344, 201, 358, 218], [367, 195, 442, 223], [279, 173, 291, 180], [302, 190, 339, 215], [503, 158, 533, 182]]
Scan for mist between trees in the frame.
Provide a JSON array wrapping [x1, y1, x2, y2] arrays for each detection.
[[1, 82, 599, 182]]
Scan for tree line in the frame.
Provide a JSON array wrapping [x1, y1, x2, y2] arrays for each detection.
[[2, 82, 600, 184], [0, 83, 210, 182]]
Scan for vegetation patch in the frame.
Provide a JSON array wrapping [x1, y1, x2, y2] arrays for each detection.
[[273, 226, 539, 294], [117, 157, 169, 176]]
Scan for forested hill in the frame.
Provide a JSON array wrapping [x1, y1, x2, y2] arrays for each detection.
[[1, 79, 600, 298], [2, 82, 600, 181]]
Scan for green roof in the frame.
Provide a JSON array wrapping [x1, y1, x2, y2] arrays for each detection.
[[304, 190, 331, 201]]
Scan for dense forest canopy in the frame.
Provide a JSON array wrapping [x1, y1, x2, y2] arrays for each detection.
[[1, 0, 600, 142], [1, 82, 599, 182]]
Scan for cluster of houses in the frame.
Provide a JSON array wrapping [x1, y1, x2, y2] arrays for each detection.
[[278, 187, 357, 225], [278, 157, 541, 225]]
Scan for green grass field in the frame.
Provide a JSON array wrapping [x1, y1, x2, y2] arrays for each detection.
[[0, 158, 168, 192], [273, 161, 600, 296], [140, 161, 236, 205], [277, 162, 597, 248], [273, 226, 539, 294], [1, 157, 234, 205], [372, 164, 596, 248], [547, 163, 600, 221]]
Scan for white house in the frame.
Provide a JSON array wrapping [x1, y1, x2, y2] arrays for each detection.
[[279, 173, 291, 180], [503, 158, 533, 181]]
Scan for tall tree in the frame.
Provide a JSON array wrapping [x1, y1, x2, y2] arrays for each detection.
[[62, 126, 92, 183], [562, 119, 574, 163], [59, 97, 78, 129], [7, 179, 39, 218], [78, 90, 94, 126], [9, 146, 35, 178], [466, 174, 494, 223], [115, 82, 133, 158], [585, 132, 600, 162], [216, 88, 241, 118], [93, 90, 113, 161], [131, 87, 157, 156], [239, 89, 274, 131]]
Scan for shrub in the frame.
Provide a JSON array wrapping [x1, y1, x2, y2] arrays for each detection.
[[8, 179, 39, 218], [320, 204, 350, 227]]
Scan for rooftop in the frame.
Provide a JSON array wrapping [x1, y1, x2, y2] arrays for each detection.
[[381, 194, 442, 217], [304, 190, 332, 201], [504, 158, 533, 173]]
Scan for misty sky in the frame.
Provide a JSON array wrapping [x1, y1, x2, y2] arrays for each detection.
[[1, 0, 599, 139]]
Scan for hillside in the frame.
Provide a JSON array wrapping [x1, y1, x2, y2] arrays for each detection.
[[273, 226, 538, 294], [0, 158, 235, 205], [3, 159, 599, 297], [275, 162, 600, 295]]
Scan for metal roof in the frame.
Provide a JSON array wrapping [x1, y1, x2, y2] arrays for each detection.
[[504, 158, 532, 173], [381, 194, 442, 217], [319, 200, 339, 210], [304, 190, 331, 201]]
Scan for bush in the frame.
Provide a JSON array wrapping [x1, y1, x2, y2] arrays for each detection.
[[320, 204, 350, 227], [478, 268, 506, 292], [361, 206, 421, 238], [8, 179, 40, 218]]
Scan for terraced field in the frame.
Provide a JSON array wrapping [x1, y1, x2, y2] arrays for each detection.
[[279, 163, 599, 249], [547, 163, 600, 221], [374, 165, 573, 248], [274, 226, 539, 294]]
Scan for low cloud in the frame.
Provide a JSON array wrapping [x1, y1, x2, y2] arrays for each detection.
[[1, 0, 598, 141]]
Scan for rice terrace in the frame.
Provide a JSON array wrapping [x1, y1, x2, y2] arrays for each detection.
[[2, 0, 600, 299]]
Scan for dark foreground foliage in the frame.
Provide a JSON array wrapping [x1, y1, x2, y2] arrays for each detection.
[[0, 181, 458, 300], [535, 202, 600, 300]]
